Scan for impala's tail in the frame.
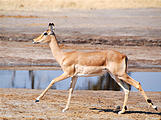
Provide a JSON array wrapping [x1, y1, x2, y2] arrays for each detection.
[[125, 56, 128, 73]]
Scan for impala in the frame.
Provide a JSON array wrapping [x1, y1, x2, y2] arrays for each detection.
[[32, 23, 157, 114]]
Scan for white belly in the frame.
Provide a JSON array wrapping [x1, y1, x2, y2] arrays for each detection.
[[74, 64, 108, 77]]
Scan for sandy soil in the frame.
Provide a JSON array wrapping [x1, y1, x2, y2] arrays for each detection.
[[0, 0, 161, 11], [0, 88, 161, 120]]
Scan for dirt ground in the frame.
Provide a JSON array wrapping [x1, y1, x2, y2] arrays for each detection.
[[0, 88, 161, 120]]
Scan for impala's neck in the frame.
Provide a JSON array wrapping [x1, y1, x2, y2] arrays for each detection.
[[49, 35, 63, 64]]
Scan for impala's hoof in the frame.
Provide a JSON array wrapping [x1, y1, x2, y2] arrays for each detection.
[[35, 99, 39, 103], [118, 110, 125, 114], [153, 105, 158, 111], [116, 106, 120, 110], [62, 108, 68, 112]]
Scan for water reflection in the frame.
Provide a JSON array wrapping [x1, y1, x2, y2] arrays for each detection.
[[88, 73, 121, 91], [0, 70, 160, 91], [29, 70, 34, 89]]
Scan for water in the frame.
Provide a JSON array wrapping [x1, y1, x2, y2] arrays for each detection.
[[0, 70, 161, 91]]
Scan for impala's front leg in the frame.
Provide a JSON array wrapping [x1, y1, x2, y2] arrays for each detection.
[[35, 73, 69, 102], [62, 76, 78, 112]]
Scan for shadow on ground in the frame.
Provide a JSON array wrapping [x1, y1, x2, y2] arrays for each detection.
[[90, 108, 161, 115]]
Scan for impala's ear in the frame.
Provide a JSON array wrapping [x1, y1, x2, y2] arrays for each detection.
[[48, 23, 55, 32]]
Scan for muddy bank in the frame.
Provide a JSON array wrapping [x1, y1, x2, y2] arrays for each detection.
[[0, 40, 161, 71], [1, 33, 161, 46], [0, 88, 160, 120]]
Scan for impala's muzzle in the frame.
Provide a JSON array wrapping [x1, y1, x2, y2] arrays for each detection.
[[32, 40, 39, 44]]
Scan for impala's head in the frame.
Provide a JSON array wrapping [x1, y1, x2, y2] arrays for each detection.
[[33, 23, 55, 44]]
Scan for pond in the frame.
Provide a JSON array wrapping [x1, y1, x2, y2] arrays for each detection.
[[0, 70, 161, 91]]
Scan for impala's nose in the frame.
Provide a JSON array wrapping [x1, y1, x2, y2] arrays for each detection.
[[32, 40, 35, 44], [32, 39, 38, 44]]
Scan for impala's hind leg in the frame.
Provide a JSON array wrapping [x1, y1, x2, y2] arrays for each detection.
[[112, 75, 130, 114], [118, 74, 157, 111], [117, 79, 130, 114], [62, 76, 78, 112]]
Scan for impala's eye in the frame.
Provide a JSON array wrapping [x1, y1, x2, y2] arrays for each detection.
[[44, 32, 48, 35]]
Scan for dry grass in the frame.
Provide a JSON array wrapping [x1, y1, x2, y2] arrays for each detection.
[[0, 0, 161, 11]]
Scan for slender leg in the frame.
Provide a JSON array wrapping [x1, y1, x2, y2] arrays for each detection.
[[35, 73, 69, 102], [118, 73, 157, 111], [111, 74, 130, 114], [62, 76, 78, 112], [116, 78, 130, 114]]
